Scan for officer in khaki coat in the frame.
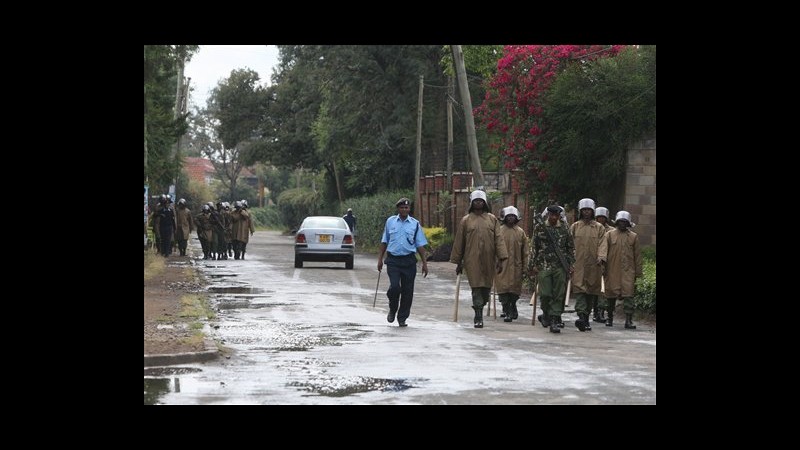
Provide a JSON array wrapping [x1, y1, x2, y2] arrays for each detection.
[[450, 190, 509, 328], [569, 198, 606, 331], [174, 198, 195, 257], [495, 206, 528, 322], [598, 211, 643, 329]]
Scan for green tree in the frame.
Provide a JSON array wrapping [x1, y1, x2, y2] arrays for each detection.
[[144, 45, 198, 194], [203, 68, 269, 200], [542, 45, 656, 206]]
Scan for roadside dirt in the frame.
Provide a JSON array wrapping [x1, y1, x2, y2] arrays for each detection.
[[144, 248, 209, 356]]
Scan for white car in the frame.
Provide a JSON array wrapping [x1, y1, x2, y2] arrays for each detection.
[[294, 216, 355, 269]]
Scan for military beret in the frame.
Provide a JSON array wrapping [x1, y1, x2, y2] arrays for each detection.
[[396, 198, 410, 206]]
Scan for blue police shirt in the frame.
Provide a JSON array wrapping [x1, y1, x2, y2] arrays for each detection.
[[381, 215, 428, 256]]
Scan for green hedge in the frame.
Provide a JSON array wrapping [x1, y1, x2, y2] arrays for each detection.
[[337, 190, 413, 251], [634, 247, 656, 314], [248, 206, 285, 230]]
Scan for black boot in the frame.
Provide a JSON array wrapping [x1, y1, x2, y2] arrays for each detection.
[[502, 301, 512, 322], [606, 299, 615, 326], [549, 315, 561, 333], [511, 301, 518, 320], [625, 313, 636, 329], [606, 309, 614, 327], [538, 314, 551, 327], [474, 307, 484, 328], [241, 251, 245, 260], [575, 313, 591, 332], [592, 298, 602, 322]]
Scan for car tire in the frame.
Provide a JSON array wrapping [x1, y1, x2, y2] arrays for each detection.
[[345, 256, 354, 270], [294, 256, 303, 268]]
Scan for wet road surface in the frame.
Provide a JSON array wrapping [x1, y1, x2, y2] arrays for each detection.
[[144, 230, 656, 404]]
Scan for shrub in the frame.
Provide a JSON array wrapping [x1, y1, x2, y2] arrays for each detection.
[[423, 227, 453, 261], [337, 190, 413, 251], [248, 206, 284, 230], [635, 247, 656, 314]]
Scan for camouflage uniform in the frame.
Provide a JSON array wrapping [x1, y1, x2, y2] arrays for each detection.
[[529, 217, 575, 329]]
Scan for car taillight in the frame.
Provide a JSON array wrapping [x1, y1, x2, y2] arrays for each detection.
[[296, 233, 306, 243], [343, 235, 353, 244]]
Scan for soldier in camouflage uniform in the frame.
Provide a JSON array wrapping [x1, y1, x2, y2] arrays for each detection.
[[529, 205, 575, 333]]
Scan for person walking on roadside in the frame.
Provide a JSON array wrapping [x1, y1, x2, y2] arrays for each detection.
[[343, 208, 357, 235], [529, 205, 575, 333], [450, 190, 509, 328], [495, 206, 528, 322], [592, 206, 612, 322], [174, 198, 195, 257], [230, 200, 255, 259], [569, 198, 606, 332], [156, 195, 177, 257], [377, 198, 429, 327], [598, 211, 643, 329], [195, 204, 213, 259]]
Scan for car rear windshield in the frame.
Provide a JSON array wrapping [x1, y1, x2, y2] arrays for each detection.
[[303, 218, 346, 229]]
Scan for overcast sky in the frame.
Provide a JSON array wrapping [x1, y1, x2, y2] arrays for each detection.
[[185, 45, 280, 110]]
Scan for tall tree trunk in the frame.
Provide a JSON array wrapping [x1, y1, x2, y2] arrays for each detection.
[[446, 74, 454, 232], [451, 45, 484, 187], [332, 158, 344, 204], [415, 75, 424, 221]]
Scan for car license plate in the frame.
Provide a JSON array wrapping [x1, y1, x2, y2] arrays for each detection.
[[319, 234, 332, 243]]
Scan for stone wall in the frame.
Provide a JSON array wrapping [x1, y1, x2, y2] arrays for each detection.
[[623, 134, 656, 247]]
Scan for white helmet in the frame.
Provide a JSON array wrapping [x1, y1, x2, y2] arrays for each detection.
[[502, 206, 520, 219], [469, 190, 487, 203], [595, 207, 609, 218], [578, 198, 595, 212], [615, 210, 635, 227]]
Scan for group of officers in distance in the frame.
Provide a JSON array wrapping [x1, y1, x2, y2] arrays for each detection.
[[377, 191, 643, 334], [150, 195, 255, 261]]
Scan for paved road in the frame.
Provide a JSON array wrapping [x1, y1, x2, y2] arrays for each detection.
[[144, 230, 656, 404]]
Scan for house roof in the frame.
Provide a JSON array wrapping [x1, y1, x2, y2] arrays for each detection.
[[183, 157, 216, 184], [183, 156, 258, 184]]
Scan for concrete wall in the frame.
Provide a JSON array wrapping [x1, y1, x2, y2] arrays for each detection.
[[623, 134, 656, 247]]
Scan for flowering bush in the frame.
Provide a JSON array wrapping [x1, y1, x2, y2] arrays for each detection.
[[476, 45, 624, 197]]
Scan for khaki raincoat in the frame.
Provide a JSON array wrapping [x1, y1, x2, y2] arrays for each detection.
[[598, 228, 642, 298], [569, 220, 606, 295], [450, 212, 509, 289], [231, 209, 255, 243], [494, 224, 528, 295], [175, 206, 195, 241]]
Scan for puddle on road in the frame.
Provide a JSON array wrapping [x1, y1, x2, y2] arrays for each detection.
[[208, 286, 264, 294], [288, 376, 416, 397], [144, 368, 203, 405], [207, 274, 239, 279]]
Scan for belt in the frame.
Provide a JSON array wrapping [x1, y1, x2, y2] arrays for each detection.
[[387, 252, 413, 257]]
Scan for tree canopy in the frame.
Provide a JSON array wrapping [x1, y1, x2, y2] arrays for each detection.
[[476, 45, 656, 207], [144, 45, 198, 193]]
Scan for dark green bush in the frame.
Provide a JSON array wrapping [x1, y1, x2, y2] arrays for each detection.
[[248, 206, 284, 230], [635, 247, 656, 314], [337, 190, 413, 251]]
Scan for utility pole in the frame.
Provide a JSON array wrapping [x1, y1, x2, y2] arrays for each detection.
[[451, 45, 484, 187], [446, 74, 454, 193], [414, 75, 424, 219], [171, 48, 188, 201], [446, 74, 454, 231], [144, 46, 148, 185]]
